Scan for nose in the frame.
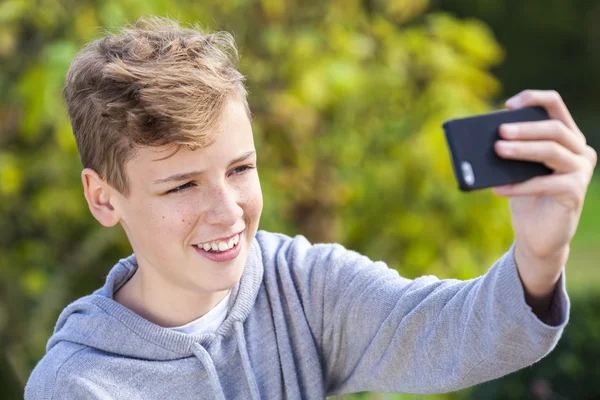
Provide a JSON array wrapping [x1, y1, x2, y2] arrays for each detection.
[[203, 184, 243, 226]]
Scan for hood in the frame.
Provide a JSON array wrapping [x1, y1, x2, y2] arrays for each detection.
[[46, 236, 264, 361]]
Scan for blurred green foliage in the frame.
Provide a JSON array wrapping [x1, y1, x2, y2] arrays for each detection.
[[434, 0, 600, 152], [0, 0, 597, 399]]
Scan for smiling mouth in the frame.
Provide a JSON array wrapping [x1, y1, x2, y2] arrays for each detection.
[[193, 232, 241, 253]]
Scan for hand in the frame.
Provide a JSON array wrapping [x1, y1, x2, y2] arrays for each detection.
[[493, 90, 597, 309]]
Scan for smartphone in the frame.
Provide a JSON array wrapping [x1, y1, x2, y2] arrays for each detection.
[[443, 106, 553, 192]]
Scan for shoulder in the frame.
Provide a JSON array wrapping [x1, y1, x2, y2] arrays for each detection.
[[255, 230, 348, 261], [25, 342, 89, 400], [255, 230, 380, 278]]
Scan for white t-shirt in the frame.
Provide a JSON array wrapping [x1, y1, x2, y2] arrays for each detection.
[[168, 291, 231, 335]]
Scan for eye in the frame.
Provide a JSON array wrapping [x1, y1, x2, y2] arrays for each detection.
[[166, 181, 195, 194], [230, 165, 255, 176]]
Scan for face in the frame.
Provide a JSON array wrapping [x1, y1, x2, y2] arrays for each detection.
[[109, 97, 263, 296]]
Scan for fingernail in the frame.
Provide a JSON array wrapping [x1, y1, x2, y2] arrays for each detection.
[[501, 124, 518, 138], [506, 95, 521, 108], [497, 141, 514, 154]]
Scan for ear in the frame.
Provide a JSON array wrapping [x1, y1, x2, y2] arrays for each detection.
[[81, 168, 120, 227]]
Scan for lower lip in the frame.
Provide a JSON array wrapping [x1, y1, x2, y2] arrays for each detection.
[[193, 235, 242, 262]]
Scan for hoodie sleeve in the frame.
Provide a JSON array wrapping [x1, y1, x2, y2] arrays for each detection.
[[281, 235, 569, 395]]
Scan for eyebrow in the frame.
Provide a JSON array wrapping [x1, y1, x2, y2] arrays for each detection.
[[153, 150, 256, 185]]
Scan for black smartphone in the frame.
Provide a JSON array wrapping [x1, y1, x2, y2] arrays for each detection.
[[443, 106, 553, 192]]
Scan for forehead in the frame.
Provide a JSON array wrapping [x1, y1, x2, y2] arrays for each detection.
[[127, 98, 254, 179]]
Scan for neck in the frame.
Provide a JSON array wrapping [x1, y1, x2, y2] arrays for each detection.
[[114, 266, 230, 328]]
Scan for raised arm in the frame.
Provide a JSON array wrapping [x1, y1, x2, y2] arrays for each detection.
[[278, 235, 568, 395]]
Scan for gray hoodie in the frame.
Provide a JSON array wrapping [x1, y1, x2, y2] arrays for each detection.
[[25, 231, 569, 399]]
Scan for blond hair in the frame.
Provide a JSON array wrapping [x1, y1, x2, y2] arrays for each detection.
[[63, 16, 249, 196]]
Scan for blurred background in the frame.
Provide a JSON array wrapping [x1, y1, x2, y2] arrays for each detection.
[[1, 0, 599, 399]]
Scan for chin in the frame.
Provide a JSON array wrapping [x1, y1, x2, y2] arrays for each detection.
[[211, 257, 247, 292]]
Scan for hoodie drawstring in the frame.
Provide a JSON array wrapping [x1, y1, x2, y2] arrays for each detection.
[[192, 343, 226, 400], [235, 321, 261, 400], [191, 326, 260, 400]]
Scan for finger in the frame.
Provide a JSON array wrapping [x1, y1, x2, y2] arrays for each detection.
[[499, 120, 587, 155], [500, 119, 586, 154], [495, 140, 583, 173], [505, 90, 581, 136], [585, 145, 598, 168], [493, 173, 585, 208]]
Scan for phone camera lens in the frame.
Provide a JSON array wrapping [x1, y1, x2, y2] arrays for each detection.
[[461, 161, 475, 186]]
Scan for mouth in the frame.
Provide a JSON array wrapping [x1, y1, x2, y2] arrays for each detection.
[[192, 231, 243, 262], [193, 232, 241, 253]]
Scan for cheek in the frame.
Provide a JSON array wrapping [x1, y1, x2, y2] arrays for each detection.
[[149, 200, 197, 233], [242, 177, 263, 219]]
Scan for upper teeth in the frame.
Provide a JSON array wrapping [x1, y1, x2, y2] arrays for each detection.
[[197, 233, 239, 252]]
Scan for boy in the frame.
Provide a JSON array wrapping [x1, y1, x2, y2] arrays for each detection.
[[25, 16, 596, 399]]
